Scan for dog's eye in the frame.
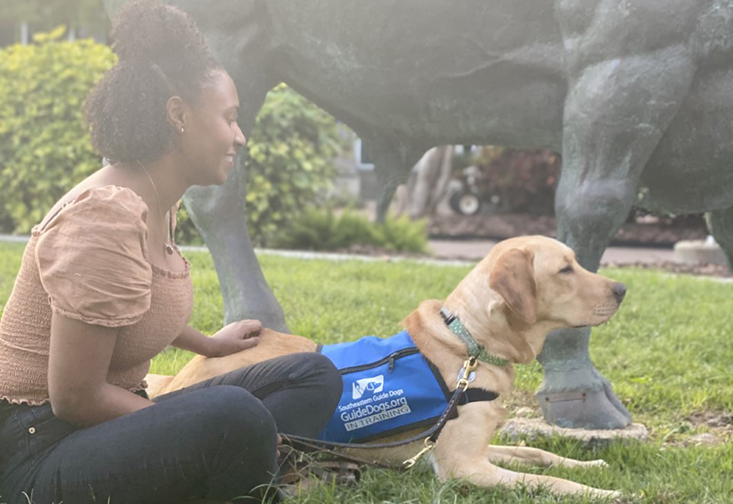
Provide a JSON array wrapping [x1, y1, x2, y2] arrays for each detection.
[[559, 266, 574, 274]]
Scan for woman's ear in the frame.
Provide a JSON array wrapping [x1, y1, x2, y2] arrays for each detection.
[[489, 248, 538, 324], [166, 95, 188, 133]]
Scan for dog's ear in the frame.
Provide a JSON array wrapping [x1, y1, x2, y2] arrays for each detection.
[[489, 248, 537, 325]]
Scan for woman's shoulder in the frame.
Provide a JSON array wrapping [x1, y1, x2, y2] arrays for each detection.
[[36, 185, 150, 235], [34, 185, 155, 328], [76, 184, 146, 207]]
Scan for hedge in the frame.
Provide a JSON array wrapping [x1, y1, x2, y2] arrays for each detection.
[[0, 29, 344, 245], [0, 27, 115, 232]]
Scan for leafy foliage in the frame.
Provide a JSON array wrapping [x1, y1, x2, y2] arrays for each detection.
[[0, 35, 346, 242], [371, 213, 430, 253], [244, 84, 346, 246], [270, 207, 428, 254], [0, 28, 116, 233], [174, 205, 204, 246]]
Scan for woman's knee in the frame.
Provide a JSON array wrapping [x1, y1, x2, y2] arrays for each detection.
[[187, 387, 279, 498], [209, 386, 275, 427], [295, 353, 343, 404], [191, 386, 278, 450]]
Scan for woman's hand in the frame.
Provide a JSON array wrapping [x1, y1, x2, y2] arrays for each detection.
[[208, 319, 262, 358]]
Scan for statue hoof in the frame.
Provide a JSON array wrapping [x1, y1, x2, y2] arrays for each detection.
[[536, 384, 632, 430]]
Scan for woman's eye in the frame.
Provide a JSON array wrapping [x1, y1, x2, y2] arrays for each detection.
[[559, 266, 574, 274]]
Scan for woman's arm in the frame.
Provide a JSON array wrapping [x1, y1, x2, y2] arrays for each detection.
[[48, 313, 154, 427], [169, 325, 218, 357], [171, 320, 262, 358]]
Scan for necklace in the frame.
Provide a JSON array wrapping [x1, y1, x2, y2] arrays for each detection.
[[136, 160, 174, 255]]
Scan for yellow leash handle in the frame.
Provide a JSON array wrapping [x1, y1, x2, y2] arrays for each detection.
[[403, 438, 436, 468]]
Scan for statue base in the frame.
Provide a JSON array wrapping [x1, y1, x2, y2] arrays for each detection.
[[673, 237, 727, 266]]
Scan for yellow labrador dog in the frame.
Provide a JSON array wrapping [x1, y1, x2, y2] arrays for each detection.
[[147, 235, 625, 500]]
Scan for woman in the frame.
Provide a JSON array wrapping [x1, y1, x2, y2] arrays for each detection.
[[0, 1, 341, 503]]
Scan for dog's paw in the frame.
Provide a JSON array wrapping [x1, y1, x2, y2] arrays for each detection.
[[591, 489, 623, 502], [582, 459, 609, 469]]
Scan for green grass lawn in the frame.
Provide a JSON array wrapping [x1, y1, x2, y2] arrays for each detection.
[[1, 242, 731, 503]]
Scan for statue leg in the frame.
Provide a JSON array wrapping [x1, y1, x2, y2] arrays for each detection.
[[539, 177, 637, 429], [538, 47, 698, 428], [184, 158, 289, 332], [706, 206, 733, 268], [363, 134, 426, 223]]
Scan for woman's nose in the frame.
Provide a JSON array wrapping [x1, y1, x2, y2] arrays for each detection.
[[235, 125, 246, 147]]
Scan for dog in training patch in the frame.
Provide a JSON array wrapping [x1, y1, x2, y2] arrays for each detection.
[[147, 235, 627, 500]]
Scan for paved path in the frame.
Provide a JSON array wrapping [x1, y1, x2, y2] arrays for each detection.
[[429, 239, 676, 265], [1, 233, 675, 266]]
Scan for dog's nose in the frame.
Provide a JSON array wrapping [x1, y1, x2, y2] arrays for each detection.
[[612, 282, 626, 303]]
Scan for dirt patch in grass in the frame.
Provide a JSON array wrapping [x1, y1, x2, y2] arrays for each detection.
[[657, 412, 733, 447], [687, 411, 733, 435], [502, 388, 540, 414]]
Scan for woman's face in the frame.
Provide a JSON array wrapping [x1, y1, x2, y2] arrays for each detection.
[[179, 70, 246, 186]]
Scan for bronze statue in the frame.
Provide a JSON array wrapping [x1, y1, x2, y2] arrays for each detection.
[[105, 0, 733, 429]]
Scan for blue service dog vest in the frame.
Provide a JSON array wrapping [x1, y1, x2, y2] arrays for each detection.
[[317, 330, 452, 443]]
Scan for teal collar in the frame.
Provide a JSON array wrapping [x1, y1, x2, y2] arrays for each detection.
[[440, 307, 510, 367]]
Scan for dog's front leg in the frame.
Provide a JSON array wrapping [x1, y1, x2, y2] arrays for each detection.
[[487, 445, 608, 469], [430, 406, 620, 500]]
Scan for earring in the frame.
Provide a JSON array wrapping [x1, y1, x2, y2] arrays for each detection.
[[180, 128, 185, 133]]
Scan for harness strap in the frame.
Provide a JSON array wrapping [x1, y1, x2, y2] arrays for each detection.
[[461, 388, 500, 404]]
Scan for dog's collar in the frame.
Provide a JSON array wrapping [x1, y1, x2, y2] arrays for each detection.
[[440, 307, 510, 367]]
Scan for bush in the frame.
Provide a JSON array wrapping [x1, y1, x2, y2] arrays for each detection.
[[0, 33, 347, 243], [174, 205, 204, 246], [0, 27, 115, 233], [270, 207, 376, 251], [372, 214, 429, 253], [244, 84, 347, 246], [271, 207, 428, 254]]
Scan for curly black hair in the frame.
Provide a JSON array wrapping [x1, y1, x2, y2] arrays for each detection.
[[85, 0, 222, 163]]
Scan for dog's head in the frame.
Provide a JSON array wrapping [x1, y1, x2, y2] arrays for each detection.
[[445, 236, 625, 347]]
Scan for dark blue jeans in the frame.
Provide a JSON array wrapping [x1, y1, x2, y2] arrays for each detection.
[[0, 353, 341, 504]]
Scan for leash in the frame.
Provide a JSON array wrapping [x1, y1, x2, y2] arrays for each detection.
[[281, 356, 480, 470]]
